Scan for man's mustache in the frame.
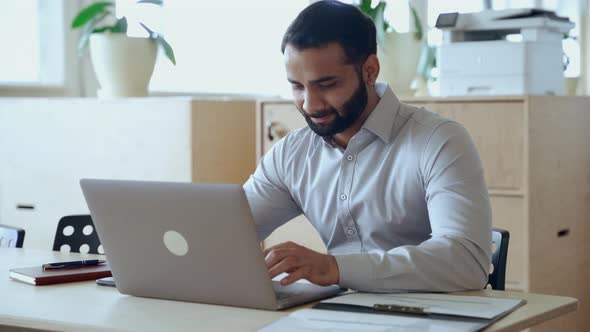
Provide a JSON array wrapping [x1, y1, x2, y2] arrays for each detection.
[[305, 109, 337, 118]]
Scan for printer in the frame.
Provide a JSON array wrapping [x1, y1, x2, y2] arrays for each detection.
[[436, 8, 574, 96]]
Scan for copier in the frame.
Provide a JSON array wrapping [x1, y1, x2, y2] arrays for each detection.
[[436, 9, 574, 96]]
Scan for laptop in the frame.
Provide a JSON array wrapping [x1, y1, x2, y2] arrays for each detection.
[[80, 179, 345, 310]]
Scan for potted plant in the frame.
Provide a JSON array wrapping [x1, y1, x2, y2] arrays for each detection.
[[72, 0, 176, 98], [356, 0, 425, 96]]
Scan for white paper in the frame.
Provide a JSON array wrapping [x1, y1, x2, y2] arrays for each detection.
[[322, 293, 525, 320], [258, 309, 487, 332]]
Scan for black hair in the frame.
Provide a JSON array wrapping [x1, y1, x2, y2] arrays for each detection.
[[281, 0, 377, 65]]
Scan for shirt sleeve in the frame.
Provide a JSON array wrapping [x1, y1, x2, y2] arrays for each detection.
[[243, 136, 303, 242], [334, 121, 493, 292]]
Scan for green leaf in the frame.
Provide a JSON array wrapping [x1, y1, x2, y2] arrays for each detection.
[[110, 17, 128, 33], [356, 0, 389, 48], [139, 22, 155, 38], [358, 0, 372, 13], [410, 5, 423, 41], [157, 36, 176, 65], [373, 2, 388, 45], [137, 0, 163, 5], [92, 26, 111, 33], [77, 11, 111, 55], [374, 5, 385, 49], [71, 1, 113, 28], [139, 22, 176, 65], [415, 45, 435, 80]]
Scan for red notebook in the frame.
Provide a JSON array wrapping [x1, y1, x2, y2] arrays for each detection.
[[9, 265, 112, 286]]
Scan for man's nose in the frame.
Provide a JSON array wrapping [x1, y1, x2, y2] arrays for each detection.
[[302, 90, 324, 114]]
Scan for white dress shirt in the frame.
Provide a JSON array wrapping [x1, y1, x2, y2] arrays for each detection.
[[244, 83, 492, 292]]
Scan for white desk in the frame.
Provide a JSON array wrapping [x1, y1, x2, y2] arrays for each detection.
[[0, 249, 578, 332]]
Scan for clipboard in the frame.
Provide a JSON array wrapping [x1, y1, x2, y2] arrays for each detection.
[[313, 292, 526, 321]]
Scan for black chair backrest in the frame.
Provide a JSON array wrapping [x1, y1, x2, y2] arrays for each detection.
[[487, 228, 510, 290], [52, 215, 102, 254], [0, 224, 25, 248]]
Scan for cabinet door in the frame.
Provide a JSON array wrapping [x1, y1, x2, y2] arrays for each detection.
[[0, 100, 193, 250], [0, 171, 83, 251], [489, 195, 527, 291], [410, 101, 525, 191], [261, 103, 307, 154]]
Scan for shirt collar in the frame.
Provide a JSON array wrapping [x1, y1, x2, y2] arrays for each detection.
[[321, 82, 400, 148], [361, 82, 400, 144]]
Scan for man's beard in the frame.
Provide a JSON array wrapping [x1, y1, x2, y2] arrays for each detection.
[[297, 77, 368, 137]]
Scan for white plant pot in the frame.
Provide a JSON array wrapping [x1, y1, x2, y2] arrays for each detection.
[[377, 32, 422, 97], [89, 33, 157, 98]]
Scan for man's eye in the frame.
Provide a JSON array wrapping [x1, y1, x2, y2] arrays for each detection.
[[291, 84, 304, 90], [319, 82, 336, 88]]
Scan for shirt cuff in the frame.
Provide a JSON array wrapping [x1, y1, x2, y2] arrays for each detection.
[[333, 253, 375, 290]]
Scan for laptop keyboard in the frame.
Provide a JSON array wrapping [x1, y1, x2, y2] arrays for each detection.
[[271, 280, 346, 309], [273, 281, 305, 300]]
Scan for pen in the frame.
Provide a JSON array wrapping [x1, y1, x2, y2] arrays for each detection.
[[42, 259, 106, 271], [373, 303, 430, 316]]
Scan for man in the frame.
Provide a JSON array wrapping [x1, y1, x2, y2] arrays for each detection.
[[244, 0, 492, 293]]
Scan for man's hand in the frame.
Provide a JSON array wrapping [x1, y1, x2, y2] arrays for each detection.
[[264, 241, 339, 286]]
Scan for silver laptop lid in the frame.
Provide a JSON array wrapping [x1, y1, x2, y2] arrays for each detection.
[[80, 179, 278, 310]]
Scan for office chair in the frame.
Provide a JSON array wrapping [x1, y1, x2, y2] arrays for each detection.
[[52, 215, 103, 254], [487, 228, 510, 290], [0, 224, 25, 248]]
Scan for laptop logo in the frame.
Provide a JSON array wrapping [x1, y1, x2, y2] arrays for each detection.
[[163, 230, 189, 256]]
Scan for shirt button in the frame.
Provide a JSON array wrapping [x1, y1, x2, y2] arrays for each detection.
[[340, 194, 347, 201], [347, 229, 355, 235], [346, 154, 354, 161]]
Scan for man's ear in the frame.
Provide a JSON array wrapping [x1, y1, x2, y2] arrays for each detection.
[[363, 54, 380, 86]]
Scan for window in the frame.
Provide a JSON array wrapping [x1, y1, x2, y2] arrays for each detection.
[[119, 0, 310, 97], [0, 1, 40, 83], [0, 0, 64, 86], [337, 0, 413, 34]]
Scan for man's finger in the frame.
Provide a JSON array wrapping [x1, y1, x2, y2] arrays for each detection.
[[264, 247, 295, 268], [263, 243, 286, 256], [263, 241, 298, 256], [267, 256, 299, 279], [280, 267, 308, 286]]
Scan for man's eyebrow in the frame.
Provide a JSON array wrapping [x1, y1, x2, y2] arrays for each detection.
[[311, 76, 337, 84], [287, 76, 338, 85]]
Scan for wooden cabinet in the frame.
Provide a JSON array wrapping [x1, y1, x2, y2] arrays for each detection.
[[257, 96, 590, 332], [0, 98, 257, 251], [418, 101, 525, 191]]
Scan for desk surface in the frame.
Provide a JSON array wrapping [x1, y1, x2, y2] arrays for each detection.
[[0, 248, 578, 332]]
